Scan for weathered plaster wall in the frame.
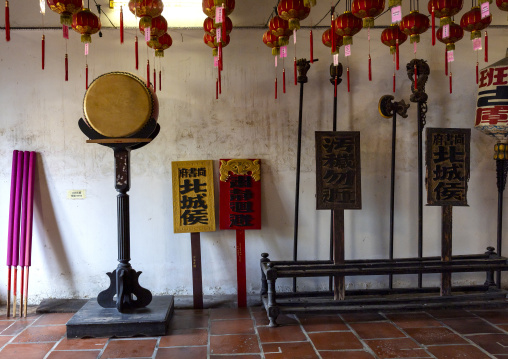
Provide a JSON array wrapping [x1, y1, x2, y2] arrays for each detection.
[[0, 27, 506, 303]]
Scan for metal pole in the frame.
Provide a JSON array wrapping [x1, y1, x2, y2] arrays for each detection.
[[330, 66, 339, 292], [496, 158, 508, 288], [417, 102, 423, 288], [389, 109, 397, 289]]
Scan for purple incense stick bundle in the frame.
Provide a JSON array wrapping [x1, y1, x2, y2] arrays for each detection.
[[19, 152, 30, 316], [12, 151, 24, 269], [6, 150, 18, 268], [25, 152, 36, 268]]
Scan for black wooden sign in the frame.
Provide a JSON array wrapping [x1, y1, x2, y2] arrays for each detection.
[[425, 128, 470, 206], [316, 131, 362, 210]]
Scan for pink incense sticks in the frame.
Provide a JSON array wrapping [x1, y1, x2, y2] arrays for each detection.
[[6, 150, 18, 317], [24, 152, 36, 317], [11, 151, 24, 317]]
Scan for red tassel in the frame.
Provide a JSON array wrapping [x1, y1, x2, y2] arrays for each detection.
[[283, 68, 286, 93], [275, 78, 277, 99], [120, 6, 124, 44], [484, 31, 488, 63], [41, 35, 45, 70], [449, 72, 452, 94], [310, 30, 314, 63], [445, 49, 448, 75], [347, 67, 350, 92], [294, 58, 297, 86], [218, 66, 221, 94], [5, 0, 10, 42], [334, 76, 337, 97], [219, 43, 223, 71], [396, 39, 399, 71], [331, 15, 336, 54], [86, 64, 89, 89], [159, 70, 161, 91], [476, 61, 479, 84], [431, 7, 435, 46], [65, 54, 68, 81], [146, 60, 150, 87], [393, 73, 396, 93], [368, 55, 372, 81], [153, 69, 156, 93], [216, 78, 218, 100], [414, 64, 417, 90], [135, 36, 139, 70]]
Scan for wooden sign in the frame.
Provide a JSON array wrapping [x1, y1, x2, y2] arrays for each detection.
[[316, 131, 362, 210], [425, 128, 470, 206], [172, 160, 216, 233], [219, 159, 261, 230]]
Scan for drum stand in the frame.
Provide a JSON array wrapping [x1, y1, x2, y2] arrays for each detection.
[[67, 118, 174, 338]]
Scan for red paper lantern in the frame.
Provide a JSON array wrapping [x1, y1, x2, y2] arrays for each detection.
[[203, 16, 232, 36], [322, 28, 343, 54], [335, 11, 363, 45], [269, 15, 293, 46], [147, 32, 172, 57], [460, 6, 491, 39], [128, 0, 164, 29], [436, 21, 463, 50], [428, 0, 463, 26], [400, 10, 430, 43], [47, 0, 82, 26], [277, 0, 311, 30], [71, 8, 101, 43], [497, 0, 508, 19], [381, 24, 408, 54], [263, 30, 280, 56], [352, 0, 385, 28], [139, 15, 167, 46], [202, 0, 235, 18], [204, 33, 230, 56]]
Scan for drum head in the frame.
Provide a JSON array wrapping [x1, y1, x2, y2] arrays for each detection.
[[84, 72, 154, 138]]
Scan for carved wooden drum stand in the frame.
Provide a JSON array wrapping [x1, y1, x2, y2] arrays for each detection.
[[79, 72, 160, 313]]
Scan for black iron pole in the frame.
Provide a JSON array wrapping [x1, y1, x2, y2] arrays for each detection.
[[496, 159, 508, 288], [389, 109, 397, 289], [417, 101, 423, 288], [329, 69, 339, 292]]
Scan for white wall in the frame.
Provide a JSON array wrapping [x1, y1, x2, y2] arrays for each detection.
[[0, 26, 507, 303]]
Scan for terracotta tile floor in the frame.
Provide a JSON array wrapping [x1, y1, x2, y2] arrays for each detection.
[[1, 306, 508, 358]]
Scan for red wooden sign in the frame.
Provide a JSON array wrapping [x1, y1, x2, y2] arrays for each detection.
[[219, 159, 261, 230]]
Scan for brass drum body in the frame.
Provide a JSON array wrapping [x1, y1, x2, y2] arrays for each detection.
[[83, 72, 159, 138]]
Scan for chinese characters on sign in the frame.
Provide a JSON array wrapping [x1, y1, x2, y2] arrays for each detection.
[[219, 159, 261, 230], [316, 132, 362, 210], [172, 161, 216, 233], [425, 128, 470, 206]]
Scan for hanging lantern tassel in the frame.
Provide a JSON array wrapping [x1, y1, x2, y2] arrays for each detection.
[[347, 67, 350, 92], [159, 70, 161, 91], [396, 39, 399, 71], [153, 69, 156, 93], [331, 14, 336, 54], [368, 55, 372, 81], [310, 30, 314, 63], [218, 65, 222, 94], [120, 6, 124, 44], [42, 35, 45, 70], [65, 54, 68, 81], [484, 31, 488, 63], [5, 0, 10, 42], [135, 36, 139, 70], [393, 72, 396, 93], [86, 64, 88, 89], [216, 78, 218, 100], [414, 64, 417, 90], [283, 68, 286, 93], [294, 58, 297, 86], [476, 61, 479, 84], [431, 6, 435, 46], [275, 78, 278, 99], [219, 43, 223, 71], [147, 60, 150, 88], [449, 71, 452, 94], [445, 49, 448, 76]]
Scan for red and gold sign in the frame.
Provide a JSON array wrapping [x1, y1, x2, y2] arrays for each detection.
[[269, 15, 292, 46], [46, 0, 83, 26], [72, 8, 101, 43], [460, 6, 491, 39], [277, 0, 311, 30], [352, 0, 385, 28], [219, 159, 261, 230], [334, 11, 363, 45], [128, 0, 164, 29], [147, 32, 172, 57], [400, 10, 430, 43], [172, 160, 216, 233], [202, 0, 235, 18], [436, 21, 463, 50], [263, 30, 280, 56], [322, 28, 343, 54]]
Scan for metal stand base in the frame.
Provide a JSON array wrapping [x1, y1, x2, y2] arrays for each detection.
[[66, 295, 174, 338]]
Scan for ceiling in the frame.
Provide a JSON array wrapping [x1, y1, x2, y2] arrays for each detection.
[[3, 0, 507, 29]]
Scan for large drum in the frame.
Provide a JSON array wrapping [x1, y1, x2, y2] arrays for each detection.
[[83, 72, 159, 138]]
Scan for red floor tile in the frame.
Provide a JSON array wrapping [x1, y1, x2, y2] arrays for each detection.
[[365, 338, 430, 358], [168, 314, 209, 330], [472, 309, 508, 325], [0, 321, 15, 333], [210, 334, 260, 355], [33, 313, 75, 326], [319, 351, 375, 359], [0, 343, 54, 359], [101, 338, 157, 358], [350, 322, 406, 339], [211, 319, 255, 335], [405, 327, 468, 345], [257, 325, 307, 343], [425, 309, 475, 319], [297, 315, 348, 332], [1, 318, 37, 335], [46, 350, 100, 359], [211, 355, 261, 359], [159, 328, 208, 347], [262, 341, 319, 359], [467, 333, 508, 355], [156, 346, 207, 359], [307, 331, 363, 350], [441, 317, 503, 334], [341, 312, 386, 322], [54, 337, 108, 350], [12, 325, 66, 343], [253, 312, 297, 326], [384, 312, 442, 328], [210, 308, 251, 320], [0, 336, 13, 347], [427, 344, 492, 359]]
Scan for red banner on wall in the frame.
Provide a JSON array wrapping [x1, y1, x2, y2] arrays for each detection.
[[219, 159, 261, 230]]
